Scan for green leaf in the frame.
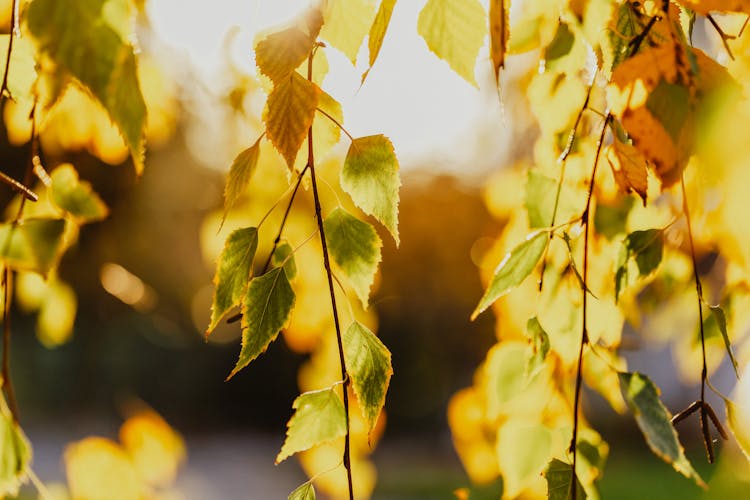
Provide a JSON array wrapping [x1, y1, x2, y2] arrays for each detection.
[[594, 197, 634, 240], [605, 2, 638, 72], [229, 267, 295, 379], [50, 164, 108, 223], [497, 423, 552, 497], [341, 135, 400, 244], [362, 0, 397, 82], [725, 398, 750, 461], [255, 9, 323, 83], [618, 372, 706, 487], [27, 0, 147, 174], [646, 80, 690, 143], [0, 409, 31, 497], [525, 317, 550, 381], [545, 22, 575, 66], [272, 240, 298, 281], [472, 232, 548, 320], [615, 229, 663, 301], [288, 481, 316, 500], [208, 227, 258, 335], [223, 138, 261, 223], [324, 207, 382, 308], [263, 72, 320, 168], [525, 170, 557, 229], [708, 305, 739, 378], [417, 0, 487, 86], [276, 387, 347, 464], [343, 321, 392, 434], [0, 218, 66, 276], [544, 459, 586, 500]]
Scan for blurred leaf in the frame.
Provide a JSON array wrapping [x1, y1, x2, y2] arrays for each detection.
[[525, 170, 557, 229], [0, 218, 66, 276], [362, 0, 397, 81], [525, 317, 550, 381], [272, 240, 298, 281], [50, 164, 109, 223], [707, 305, 739, 378], [223, 138, 261, 223], [725, 398, 750, 460], [544, 22, 575, 67], [605, 1, 638, 72], [594, 197, 633, 241], [27, 0, 147, 173], [618, 372, 706, 487], [606, 137, 648, 204], [255, 8, 323, 83], [320, 0, 377, 63], [207, 227, 258, 334], [489, 0, 508, 86], [276, 387, 347, 464], [324, 208, 382, 308], [675, 0, 750, 14], [289, 481, 316, 500], [615, 229, 663, 301], [646, 80, 690, 143], [37, 279, 76, 347], [65, 437, 142, 500], [264, 72, 319, 168], [544, 459, 586, 500], [341, 134, 400, 244], [0, 409, 30, 498], [453, 478, 503, 500], [0, 35, 37, 103], [472, 232, 547, 319], [229, 267, 295, 379], [343, 321, 392, 434], [119, 410, 186, 487], [497, 422, 552, 497], [417, 0, 486, 86]]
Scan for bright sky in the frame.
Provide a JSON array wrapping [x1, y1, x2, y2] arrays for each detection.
[[147, 0, 507, 173]]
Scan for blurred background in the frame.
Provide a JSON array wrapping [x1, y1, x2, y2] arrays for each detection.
[[0, 0, 748, 498]]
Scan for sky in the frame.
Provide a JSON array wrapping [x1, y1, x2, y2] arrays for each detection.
[[146, 0, 509, 173]]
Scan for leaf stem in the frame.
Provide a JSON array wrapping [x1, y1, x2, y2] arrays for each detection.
[[0, 0, 17, 101], [570, 113, 610, 498], [307, 55, 354, 500], [316, 107, 355, 142]]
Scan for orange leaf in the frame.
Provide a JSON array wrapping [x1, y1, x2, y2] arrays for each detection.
[[606, 138, 648, 204]]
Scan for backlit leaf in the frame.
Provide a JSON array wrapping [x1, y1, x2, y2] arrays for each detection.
[[544, 459, 586, 500], [323, 207, 382, 308], [207, 227, 258, 334], [0, 218, 66, 276], [224, 137, 261, 222], [320, 0, 377, 64], [708, 305, 739, 378], [276, 387, 347, 464], [272, 240, 298, 281], [606, 136, 648, 204], [525, 170, 557, 229], [497, 422, 552, 497], [676, 0, 750, 14], [264, 72, 320, 168], [341, 135, 400, 244], [417, 0, 487, 86], [0, 410, 30, 497], [0, 35, 37, 103], [343, 321, 392, 433], [50, 164, 109, 223], [726, 398, 750, 460], [472, 231, 547, 320], [28, 0, 147, 174], [289, 481, 316, 500], [363, 0, 397, 81], [615, 229, 663, 301], [618, 372, 705, 487], [525, 317, 550, 381], [65, 437, 142, 500], [37, 279, 76, 347], [604, 1, 638, 73], [489, 0, 509, 86], [229, 267, 295, 379], [255, 8, 323, 83]]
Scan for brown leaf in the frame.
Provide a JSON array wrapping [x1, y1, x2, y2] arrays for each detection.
[[489, 0, 509, 86], [607, 139, 648, 204]]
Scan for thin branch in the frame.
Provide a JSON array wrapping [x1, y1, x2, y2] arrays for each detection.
[[707, 14, 736, 60], [307, 56, 354, 500], [316, 107, 355, 142], [570, 114, 610, 499], [2, 268, 18, 422]]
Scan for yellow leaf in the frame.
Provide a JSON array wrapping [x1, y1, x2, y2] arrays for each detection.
[[255, 8, 323, 83], [320, 0, 377, 64], [120, 410, 186, 487], [37, 279, 77, 347], [65, 437, 143, 500], [489, 0, 509, 86], [362, 0, 397, 81], [676, 0, 750, 14], [417, 0, 487, 86], [263, 72, 320, 168], [606, 137, 648, 203]]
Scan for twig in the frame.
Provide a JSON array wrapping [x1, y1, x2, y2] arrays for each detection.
[[316, 107, 355, 142], [2, 268, 18, 422], [306, 55, 354, 500], [569, 114, 610, 499], [707, 14, 736, 60]]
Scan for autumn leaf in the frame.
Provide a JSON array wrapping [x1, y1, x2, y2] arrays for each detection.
[[0, 218, 66, 276], [289, 482, 316, 500], [417, 0, 487, 86], [489, 0, 509, 86], [264, 72, 320, 168], [606, 135, 648, 204], [676, 0, 750, 14], [50, 164, 109, 223], [0, 411, 30, 498], [255, 8, 323, 83], [276, 387, 347, 463], [320, 0, 377, 64], [223, 137, 262, 223], [362, 0, 397, 82]]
